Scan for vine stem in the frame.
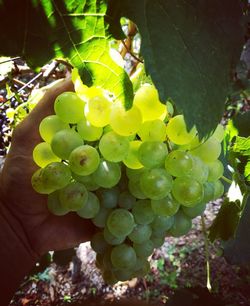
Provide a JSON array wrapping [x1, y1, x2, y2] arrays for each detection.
[[201, 214, 212, 292], [221, 175, 233, 185]]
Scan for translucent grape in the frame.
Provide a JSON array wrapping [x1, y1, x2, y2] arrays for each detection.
[[47, 191, 69, 216], [206, 160, 224, 182], [51, 129, 83, 160], [128, 180, 147, 199], [77, 191, 100, 219], [84, 95, 111, 127], [132, 199, 155, 224], [118, 191, 136, 210], [151, 236, 165, 248], [31, 169, 54, 194], [213, 180, 224, 199], [111, 244, 137, 269], [190, 136, 221, 162], [137, 119, 167, 142], [39, 115, 69, 143], [165, 150, 193, 177], [69, 145, 100, 176], [151, 195, 180, 216], [92, 206, 111, 228], [103, 226, 126, 245], [168, 210, 192, 237], [72, 172, 99, 191], [107, 208, 135, 237], [126, 167, 145, 182], [33, 142, 60, 167], [59, 182, 88, 211], [133, 240, 154, 258], [203, 182, 215, 203], [123, 140, 143, 169], [188, 156, 209, 183], [172, 177, 204, 207], [151, 215, 174, 237], [140, 168, 173, 200], [99, 131, 129, 162], [138, 141, 168, 168], [212, 124, 225, 142], [90, 232, 109, 254], [182, 202, 206, 218], [97, 186, 119, 209], [133, 83, 167, 121], [110, 102, 142, 136], [54, 92, 85, 123], [128, 224, 152, 243], [77, 118, 103, 141], [93, 160, 121, 188], [166, 115, 196, 145]]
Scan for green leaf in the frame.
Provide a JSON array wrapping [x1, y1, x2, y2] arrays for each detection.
[[107, 0, 243, 137], [0, 0, 133, 108], [233, 136, 250, 156]]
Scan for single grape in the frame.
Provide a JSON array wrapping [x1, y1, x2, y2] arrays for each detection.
[[77, 118, 103, 141], [33, 142, 60, 167], [181, 202, 206, 218], [107, 208, 135, 237], [47, 191, 69, 216], [165, 150, 193, 177], [126, 167, 145, 182], [188, 156, 209, 183], [190, 136, 221, 162], [213, 180, 224, 199], [137, 119, 167, 142], [103, 226, 126, 245], [77, 191, 100, 219], [206, 160, 224, 182], [132, 199, 155, 224], [51, 129, 83, 160], [166, 115, 196, 145], [133, 240, 154, 258], [168, 210, 192, 237], [212, 124, 225, 142], [118, 191, 136, 209], [97, 186, 119, 209], [39, 115, 69, 143], [69, 145, 100, 176], [138, 141, 168, 168], [133, 83, 167, 121], [113, 269, 134, 282], [31, 168, 54, 194], [151, 235, 165, 248], [128, 224, 152, 243], [84, 94, 112, 127], [203, 182, 215, 203], [140, 168, 173, 200], [99, 131, 129, 162], [54, 92, 85, 123], [123, 140, 143, 169], [110, 102, 142, 136], [90, 232, 109, 254], [72, 172, 99, 191], [151, 195, 180, 216], [92, 206, 111, 228], [151, 215, 174, 237], [92, 160, 121, 188], [172, 176, 204, 207], [59, 181, 88, 211], [111, 244, 137, 269], [128, 180, 147, 199]]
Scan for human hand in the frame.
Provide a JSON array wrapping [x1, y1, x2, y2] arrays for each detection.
[[0, 78, 95, 258]]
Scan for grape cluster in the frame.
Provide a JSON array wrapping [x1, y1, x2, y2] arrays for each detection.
[[31, 80, 224, 284]]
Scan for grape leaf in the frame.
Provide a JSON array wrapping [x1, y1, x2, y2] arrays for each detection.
[[106, 0, 243, 137], [0, 0, 133, 108]]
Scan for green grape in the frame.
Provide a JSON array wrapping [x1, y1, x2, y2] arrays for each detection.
[[107, 208, 135, 237], [138, 141, 168, 168], [123, 140, 143, 169], [102, 269, 118, 285], [140, 168, 173, 200], [128, 224, 152, 243], [59, 181, 88, 211], [172, 177, 204, 207], [128, 180, 147, 199], [72, 172, 99, 191], [54, 92, 85, 123], [110, 102, 142, 136], [47, 191, 69, 216], [168, 210, 192, 237], [99, 131, 129, 162], [133, 258, 150, 278], [97, 186, 119, 209], [92, 206, 111, 228], [151, 195, 180, 216], [132, 199, 155, 224], [126, 167, 145, 182], [113, 269, 134, 282], [166, 115, 196, 145], [213, 180, 224, 199], [182, 202, 206, 218], [51, 129, 83, 160], [118, 191, 136, 209], [137, 119, 167, 142], [84, 95, 112, 127], [76, 191, 100, 219], [133, 83, 167, 121], [206, 160, 224, 182], [133, 240, 154, 258], [69, 145, 100, 176], [165, 150, 193, 177], [111, 244, 137, 269], [39, 115, 69, 143], [77, 118, 103, 141], [103, 248, 113, 270], [190, 136, 221, 162], [188, 156, 209, 183], [103, 226, 126, 245], [203, 182, 215, 203], [212, 124, 225, 142], [93, 160, 121, 188], [33, 142, 60, 168], [90, 232, 109, 254], [151, 215, 174, 237], [31, 169, 55, 194], [151, 235, 165, 248]]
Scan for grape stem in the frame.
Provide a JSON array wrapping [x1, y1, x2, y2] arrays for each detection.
[[221, 175, 233, 185], [201, 214, 212, 292]]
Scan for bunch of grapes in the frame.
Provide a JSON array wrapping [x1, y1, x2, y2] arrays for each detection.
[[31, 81, 224, 284]]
